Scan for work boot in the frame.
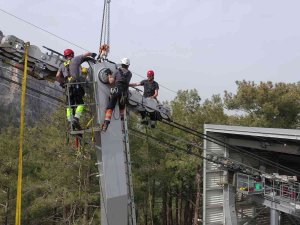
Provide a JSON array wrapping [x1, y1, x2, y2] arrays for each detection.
[[101, 120, 110, 132], [72, 117, 82, 130], [150, 120, 156, 128], [141, 118, 148, 125]]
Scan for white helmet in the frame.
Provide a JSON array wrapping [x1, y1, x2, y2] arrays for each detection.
[[121, 57, 130, 66]]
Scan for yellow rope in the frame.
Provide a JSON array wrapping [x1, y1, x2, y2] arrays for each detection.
[[86, 116, 95, 142], [86, 116, 94, 129], [15, 42, 30, 225]]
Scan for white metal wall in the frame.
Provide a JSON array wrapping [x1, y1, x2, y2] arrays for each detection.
[[202, 125, 295, 225], [203, 132, 226, 225]]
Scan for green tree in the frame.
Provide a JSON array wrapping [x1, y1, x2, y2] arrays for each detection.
[[224, 80, 300, 128], [0, 86, 230, 225], [171, 90, 228, 225], [129, 89, 228, 225], [0, 109, 101, 225], [0, 127, 18, 225]]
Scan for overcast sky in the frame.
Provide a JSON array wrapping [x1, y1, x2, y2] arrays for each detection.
[[1, 0, 300, 102]]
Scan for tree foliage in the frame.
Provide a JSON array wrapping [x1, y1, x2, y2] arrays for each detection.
[[0, 109, 100, 225], [2, 79, 300, 225], [224, 80, 300, 128]]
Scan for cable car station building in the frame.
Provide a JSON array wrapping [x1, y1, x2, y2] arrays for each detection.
[[203, 124, 300, 225]]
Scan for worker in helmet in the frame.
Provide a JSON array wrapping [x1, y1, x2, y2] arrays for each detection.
[[102, 57, 132, 132], [130, 70, 159, 99], [130, 70, 159, 127], [56, 49, 96, 130]]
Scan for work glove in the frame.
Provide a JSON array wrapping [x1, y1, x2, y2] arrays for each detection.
[[91, 53, 97, 58], [60, 82, 66, 89]]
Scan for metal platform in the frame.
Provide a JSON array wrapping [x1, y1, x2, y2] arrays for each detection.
[[236, 173, 300, 218]]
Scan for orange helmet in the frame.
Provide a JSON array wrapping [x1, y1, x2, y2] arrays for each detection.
[[64, 49, 74, 57], [147, 70, 154, 77]]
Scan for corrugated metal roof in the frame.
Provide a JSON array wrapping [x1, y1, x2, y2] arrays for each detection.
[[204, 124, 300, 141]]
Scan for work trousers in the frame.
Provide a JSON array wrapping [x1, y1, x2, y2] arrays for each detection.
[[104, 88, 127, 121], [66, 84, 85, 121]]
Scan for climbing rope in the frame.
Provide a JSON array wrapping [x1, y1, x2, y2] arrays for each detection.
[[100, 0, 111, 48], [99, 0, 111, 59], [15, 42, 30, 225]]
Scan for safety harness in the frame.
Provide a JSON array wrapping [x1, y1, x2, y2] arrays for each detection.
[[64, 59, 74, 83], [116, 68, 130, 104]]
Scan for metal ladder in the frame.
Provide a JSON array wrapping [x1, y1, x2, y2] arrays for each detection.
[[66, 80, 100, 135]]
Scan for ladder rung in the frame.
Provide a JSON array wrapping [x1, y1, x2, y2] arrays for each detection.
[[70, 127, 101, 135]]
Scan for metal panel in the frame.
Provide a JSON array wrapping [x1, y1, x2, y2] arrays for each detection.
[[203, 132, 226, 225], [92, 61, 117, 125], [204, 124, 300, 141], [237, 207, 254, 219], [206, 161, 219, 170], [206, 140, 225, 155], [206, 207, 223, 224], [206, 172, 225, 189], [223, 185, 237, 225], [93, 62, 128, 225], [206, 189, 223, 205], [256, 211, 270, 225]]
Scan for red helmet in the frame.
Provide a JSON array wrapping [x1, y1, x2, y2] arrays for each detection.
[[147, 70, 154, 77], [64, 49, 74, 57]]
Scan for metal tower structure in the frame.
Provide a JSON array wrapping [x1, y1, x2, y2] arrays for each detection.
[[0, 30, 171, 225], [91, 61, 136, 225]]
